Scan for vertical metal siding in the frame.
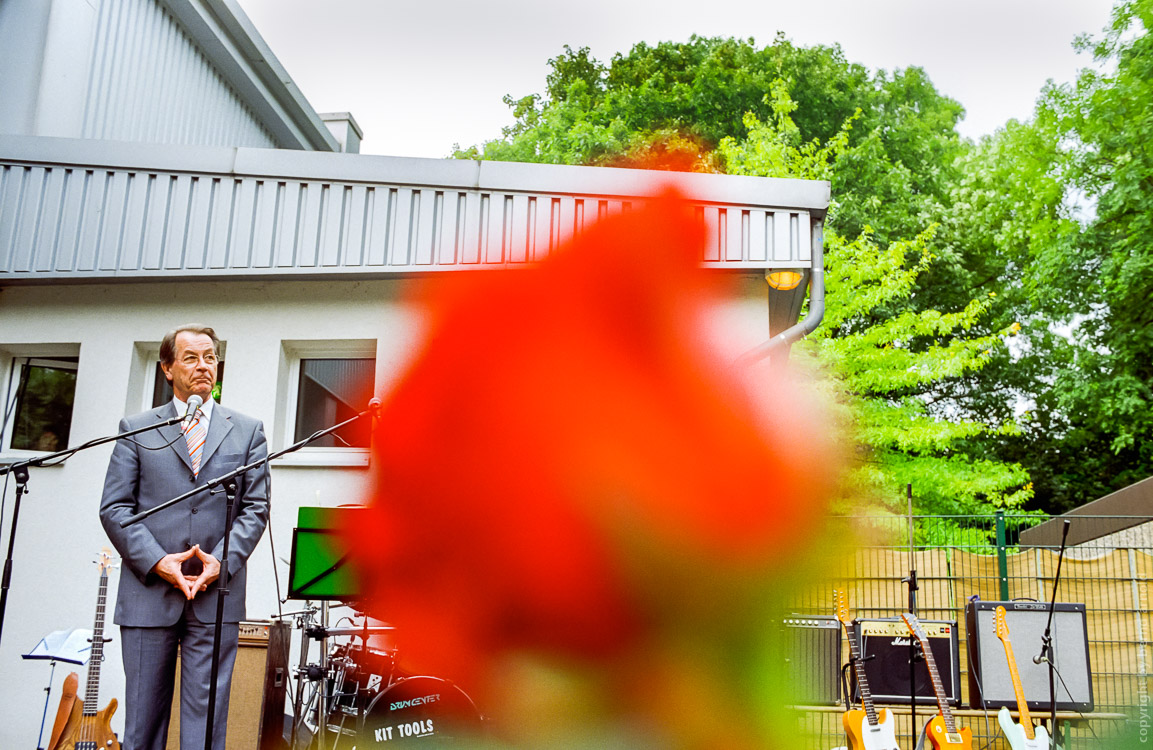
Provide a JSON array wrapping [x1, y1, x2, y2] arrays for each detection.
[[0, 161, 815, 280], [81, 0, 275, 149]]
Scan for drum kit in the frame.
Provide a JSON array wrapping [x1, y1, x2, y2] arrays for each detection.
[[275, 605, 484, 749]]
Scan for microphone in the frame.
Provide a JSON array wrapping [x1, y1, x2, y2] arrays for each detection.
[[182, 394, 204, 427], [368, 397, 382, 410]]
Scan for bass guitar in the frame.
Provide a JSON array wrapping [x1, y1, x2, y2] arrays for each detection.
[[51, 548, 121, 750], [900, 613, 972, 750], [994, 605, 1053, 749], [834, 589, 901, 750]]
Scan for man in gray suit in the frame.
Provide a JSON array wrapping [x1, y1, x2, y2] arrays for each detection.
[[100, 325, 270, 750]]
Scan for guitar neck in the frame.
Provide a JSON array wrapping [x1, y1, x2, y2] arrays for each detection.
[[913, 630, 957, 734], [846, 625, 880, 726], [84, 569, 108, 714], [1000, 637, 1035, 739]]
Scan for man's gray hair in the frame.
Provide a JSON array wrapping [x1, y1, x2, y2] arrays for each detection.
[[159, 325, 219, 365]]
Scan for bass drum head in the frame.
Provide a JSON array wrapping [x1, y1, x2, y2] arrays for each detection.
[[357, 676, 484, 747]]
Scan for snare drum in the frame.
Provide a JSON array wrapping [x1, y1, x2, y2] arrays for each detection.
[[356, 676, 483, 746]]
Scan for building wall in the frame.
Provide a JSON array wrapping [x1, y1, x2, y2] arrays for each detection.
[[0, 0, 55, 137], [0, 0, 316, 150], [80, 0, 276, 147], [0, 274, 772, 745]]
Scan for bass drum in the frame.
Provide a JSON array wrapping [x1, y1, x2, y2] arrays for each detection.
[[355, 676, 484, 747]]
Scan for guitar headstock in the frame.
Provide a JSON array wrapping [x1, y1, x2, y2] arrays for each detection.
[[833, 588, 852, 627], [900, 611, 926, 641], [95, 547, 119, 574], [994, 606, 1010, 643]]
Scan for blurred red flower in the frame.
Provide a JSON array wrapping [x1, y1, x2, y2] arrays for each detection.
[[345, 189, 835, 744]]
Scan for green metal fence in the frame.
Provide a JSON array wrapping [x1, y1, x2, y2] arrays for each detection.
[[784, 513, 1149, 749]]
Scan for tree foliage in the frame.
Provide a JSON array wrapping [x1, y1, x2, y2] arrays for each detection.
[[458, 35, 964, 241], [718, 86, 1031, 514], [454, 10, 1153, 515], [930, 0, 1153, 512]]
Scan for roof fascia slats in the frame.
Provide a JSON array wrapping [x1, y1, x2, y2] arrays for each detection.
[[0, 135, 830, 284]]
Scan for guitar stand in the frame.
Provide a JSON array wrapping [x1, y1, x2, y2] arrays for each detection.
[[839, 653, 875, 710], [839, 652, 876, 748], [912, 714, 935, 750]]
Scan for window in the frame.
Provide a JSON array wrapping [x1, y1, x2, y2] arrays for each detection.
[[294, 358, 375, 448], [2, 356, 79, 455], [276, 340, 377, 467]]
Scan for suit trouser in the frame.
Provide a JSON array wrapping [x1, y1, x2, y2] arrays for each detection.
[[120, 601, 239, 750]]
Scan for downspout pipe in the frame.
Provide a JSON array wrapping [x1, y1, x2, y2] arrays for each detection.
[[735, 219, 826, 366]]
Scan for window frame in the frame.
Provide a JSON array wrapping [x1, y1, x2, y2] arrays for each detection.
[[274, 339, 377, 468], [0, 344, 81, 465]]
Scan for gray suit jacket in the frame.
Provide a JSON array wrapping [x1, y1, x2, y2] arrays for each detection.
[[99, 402, 270, 626]]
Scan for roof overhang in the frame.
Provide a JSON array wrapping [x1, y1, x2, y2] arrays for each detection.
[[161, 0, 339, 151], [1019, 475, 1153, 547], [0, 135, 829, 284]]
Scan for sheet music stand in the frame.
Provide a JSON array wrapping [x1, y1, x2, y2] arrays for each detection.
[[288, 506, 365, 600]]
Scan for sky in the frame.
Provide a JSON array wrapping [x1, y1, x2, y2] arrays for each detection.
[[233, 0, 1117, 158]]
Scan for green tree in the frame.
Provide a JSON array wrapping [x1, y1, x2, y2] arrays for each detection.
[[718, 84, 1031, 514], [1043, 0, 1153, 504], [927, 0, 1153, 512], [458, 35, 964, 244], [456, 34, 1037, 515]]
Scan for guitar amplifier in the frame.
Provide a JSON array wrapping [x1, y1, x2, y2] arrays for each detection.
[[966, 601, 1093, 712], [782, 616, 842, 705], [852, 618, 960, 706], [168, 620, 290, 750]]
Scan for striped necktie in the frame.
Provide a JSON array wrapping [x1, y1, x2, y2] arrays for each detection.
[[184, 412, 207, 475]]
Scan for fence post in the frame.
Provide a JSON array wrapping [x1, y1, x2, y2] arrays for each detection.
[[996, 510, 1010, 600]]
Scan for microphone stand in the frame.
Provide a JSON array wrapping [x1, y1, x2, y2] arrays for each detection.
[[1036, 519, 1071, 750], [0, 415, 185, 647], [900, 484, 921, 740], [119, 400, 381, 750]]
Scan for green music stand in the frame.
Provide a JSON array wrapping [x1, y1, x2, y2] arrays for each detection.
[[288, 506, 365, 600]]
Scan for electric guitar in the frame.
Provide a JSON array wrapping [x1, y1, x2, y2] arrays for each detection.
[[994, 606, 1052, 749], [834, 589, 901, 750], [51, 548, 121, 750], [900, 613, 972, 750]]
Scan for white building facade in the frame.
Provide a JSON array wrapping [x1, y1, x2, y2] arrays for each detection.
[[0, 0, 829, 746]]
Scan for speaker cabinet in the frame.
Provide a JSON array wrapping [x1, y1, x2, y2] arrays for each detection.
[[966, 601, 1093, 712], [168, 620, 290, 750], [852, 618, 960, 706], [782, 616, 842, 705]]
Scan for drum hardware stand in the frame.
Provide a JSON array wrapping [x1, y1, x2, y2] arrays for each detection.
[[273, 604, 319, 750], [319, 601, 331, 750], [1034, 519, 1071, 750], [304, 612, 399, 748]]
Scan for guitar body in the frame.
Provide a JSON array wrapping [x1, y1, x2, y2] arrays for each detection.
[[997, 706, 1052, 750], [51, 694, 120, 750], [843, 706, 901, 750], [923, 714, 973, 749]]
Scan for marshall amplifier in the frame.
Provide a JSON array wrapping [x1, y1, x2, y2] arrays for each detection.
[[852, 618, 960, 706], [782, 616, 842, 705], [966, 600, 1093, 712]]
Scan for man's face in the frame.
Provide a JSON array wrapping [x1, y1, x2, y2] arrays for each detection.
[[162, 332, 218, 402]]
